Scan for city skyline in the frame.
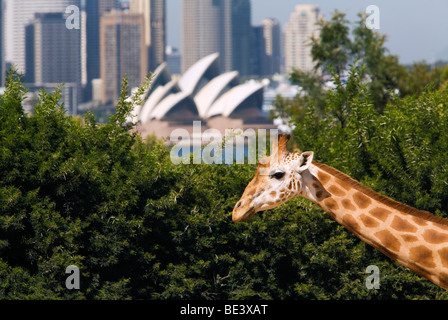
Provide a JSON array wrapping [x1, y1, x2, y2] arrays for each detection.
[[181, 0, 252, 75], [2, 0, 448, 116], [4, 1, 447, 73], [167, 0, 448, 65], [4, 0, 78, 75]]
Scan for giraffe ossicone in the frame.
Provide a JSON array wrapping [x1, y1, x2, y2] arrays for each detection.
[[233, 133, 448, 290]]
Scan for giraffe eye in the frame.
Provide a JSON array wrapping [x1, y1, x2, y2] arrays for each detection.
[[271, 171, 285, 180]]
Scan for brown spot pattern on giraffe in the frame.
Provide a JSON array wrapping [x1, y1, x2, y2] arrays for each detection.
[[375, 230, 401, 252], [401, 234, 418, 242], [343, 214, 361, 233], [360, 214, 379, 228], [438, 247, 448, 268], [328, 185, 346, 197], [316, 190, 329, 201], [323, 198, 339, 211], [294, 180, 299, 191], [317, 171, 331, 185], [438, 273, 448, 289], [314, 162, 448, 228], [391, 216, 418, 233], [423, 230, 448, 244], [245, 187, 256, 197], [353, 191, 372, 209], [410, 246, 436, 269], [342, 199, 356, 211], [412, 216, 428, 226], [369, 208, 391, 222]]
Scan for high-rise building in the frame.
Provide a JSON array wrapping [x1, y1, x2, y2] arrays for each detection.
[[130, 0, 166, 72], [4, 0, 78, 75], [80, 9, 87, 87], [230, 0, 251, 76], [182, 0, 221, 73], [25, 12, 82, 114], [262, 18, 281, 75], [181, 0, 251, 76], [251, 18, 282, 76], [250, 26, 267, 76], [284, 5, 322, 74], [100, 10, 147, 104], [25, 13, 81, 85], [85, 0, 118, 100]]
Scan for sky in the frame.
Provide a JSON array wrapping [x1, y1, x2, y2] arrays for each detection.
[[166, 0, 448, 65]]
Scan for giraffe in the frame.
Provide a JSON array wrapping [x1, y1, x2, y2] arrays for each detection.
[[232, 133, 448, 290]]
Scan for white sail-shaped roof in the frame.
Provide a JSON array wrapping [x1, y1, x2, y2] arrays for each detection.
[[178, 53, 220, 95], [139, 80, 179, 124], [126, 62, 172, 124], [194, 71, 239, 118], [134, 52, 266, 122], [206, 82, 264, 118], [150, 62, 171, 91], [151, 91, 198, 120]]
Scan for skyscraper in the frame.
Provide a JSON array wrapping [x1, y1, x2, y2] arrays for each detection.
[[25, 12, 82, 114], [230, 0, 251, 76], [25, 13, 81, 85], [182, 0, 221, 73], [100, 10, 147, 104], [262, 18, 281, 75], [4, 0, 78, 75], [284, 5, 322, 74], [130, 0, 166, 72], [251, 18, 282, 76], [181, 0, 251, 76], [85, 0, 118, 101], [250, 26, 267, 76]]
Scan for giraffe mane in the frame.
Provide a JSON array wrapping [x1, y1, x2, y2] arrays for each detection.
[[313, 161, 448, 228]]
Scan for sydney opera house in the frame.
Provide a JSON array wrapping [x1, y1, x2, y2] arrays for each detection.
[[129, 53, 276, 143]]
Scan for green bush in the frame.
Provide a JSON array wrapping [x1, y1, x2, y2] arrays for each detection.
[[1, 66, 448, 300], [294, 64, 448, 299]]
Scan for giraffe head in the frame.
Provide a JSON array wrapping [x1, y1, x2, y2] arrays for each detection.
[[233, 134, 327, 222]]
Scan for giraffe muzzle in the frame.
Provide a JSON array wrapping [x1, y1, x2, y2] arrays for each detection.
[[232, 206, 256, 222]]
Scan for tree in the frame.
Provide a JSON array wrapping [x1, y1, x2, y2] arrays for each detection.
[[293, 64, 448, 298], [1, 66, 448, 300], [310, 10, 351, 76], [278, 11, 407, 120]]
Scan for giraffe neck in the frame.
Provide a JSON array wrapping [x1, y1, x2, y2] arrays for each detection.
[[304, 161, 448, 290]]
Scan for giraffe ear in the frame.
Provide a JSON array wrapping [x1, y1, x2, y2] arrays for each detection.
[[297, 151, 314, 173]]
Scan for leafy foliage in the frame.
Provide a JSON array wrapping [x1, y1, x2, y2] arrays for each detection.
[[2, 51, 448, 301], [271, 11, 448, 128], [293, 63, 448, 299]]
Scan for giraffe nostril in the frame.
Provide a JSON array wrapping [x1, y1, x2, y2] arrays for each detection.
[[236, 201, 242, 208]]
